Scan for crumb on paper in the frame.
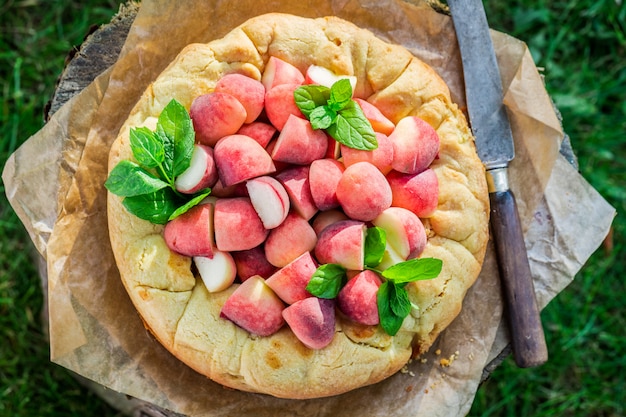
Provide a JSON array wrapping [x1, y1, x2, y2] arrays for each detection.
[[405, 385, 413, 393], [439, 351, 460, 367], [401, 364, 416, 377], [435, 349, 441, 355]]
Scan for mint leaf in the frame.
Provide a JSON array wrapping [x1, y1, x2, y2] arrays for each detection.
[[389, 283, 412, 318], [382, 258, 443, 284], [326, 101, 377, 151], [377, 281, 405, 336], [129, 127, 164, 168], [294, 85, 330, 118], [364, 226, 386, 268], [328, 78, 352, 111], [309, 105, 336, 130], [156, 99, 195, 179], [122, 188, 182, 225], [306, 263, 347, 299], [105, 160, 169, 197], [168, 189, 212, 221]]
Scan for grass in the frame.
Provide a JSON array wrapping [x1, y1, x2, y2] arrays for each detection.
[[1, 0, 624, 416]]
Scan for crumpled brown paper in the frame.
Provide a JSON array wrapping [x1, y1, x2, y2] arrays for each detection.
[[2, 0, 615, 416]]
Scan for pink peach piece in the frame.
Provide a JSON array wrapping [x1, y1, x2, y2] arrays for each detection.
[[174, 144, 218, 193], [213, 134, 276, 187], [341, 132, 394, 174], [308, 158, 345, 211], [311, 210, 349, 235], [210, 178, 248, 198], [354, 98, 395, 135], [220, 276, 285, 337], [265, 251, 318, 304], [275, 166, 318, 220], [246, 176, 290, 229], [231, 246, 277, 281], [194, 249, 237, 293], [215, 73, 265, 123], [389, 116, 440, 175], [237, 122, 277, 148], [386, 168, 439, 218], [336, 161, 392, 221], [304, 65, 357, 92], [264, 83, 305, 131], [271, 115, 328, 165], [325, 136, 341, 159], [190, 92, 247, 146], [372, 206, 427, 260], [213, 197, 269, 252], [163, 203, 214, 258], [337, 270, 382, 326], [262, 56, 305, 90], [282, 297, 336, 350], [264, 212, 317, 268], [314, 220, 366, 271]]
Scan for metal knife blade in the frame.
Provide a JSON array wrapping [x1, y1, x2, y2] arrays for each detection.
[[448, 0, 548, 367]]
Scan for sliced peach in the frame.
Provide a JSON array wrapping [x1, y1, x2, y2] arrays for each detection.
[[314, 220, 366, 271], [336, 161, 392, 221], [265, 251, 318, 304], [270, 115, 328, 165], [262, 56, 305, 90], [163, 203, 214, 257], [215, 73, 265, 123], [213, 134, 275, 187], [282, 297, 336, 350], [337, 270, 382, 326], [387, 168, 439, 218], [190, 92, 247, 146], [220, 276, 285, 337], [264, 212, 317, 268], [194, 249, 237, 293], [309, 158, 345, 211], [213, 197, 268, 252], [389, 116, 440, 174]]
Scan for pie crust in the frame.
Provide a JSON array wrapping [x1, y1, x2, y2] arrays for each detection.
[[107, 13, 489, 399]]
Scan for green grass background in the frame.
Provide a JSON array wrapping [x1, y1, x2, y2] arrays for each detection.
[[1, 1, 623, 415]]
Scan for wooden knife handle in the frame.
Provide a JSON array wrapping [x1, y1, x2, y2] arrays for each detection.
[[490, 189, 549, 367]]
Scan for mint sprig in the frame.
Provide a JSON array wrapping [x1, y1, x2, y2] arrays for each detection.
[[294, 79, 378, 151], [306, 263, 347, 299], [105, 99, 210, 224], [306, 226, 443, 336], [376, 257, 442, 336]]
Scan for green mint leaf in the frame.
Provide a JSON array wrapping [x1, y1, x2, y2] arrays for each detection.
[[377, 281, 405, 336], [122, 188, 182, 225], [326, 101, 377, 151], [168, 189, 212, 221], [382, 257, 443, 284], [156, 99, 194, 179], [389, 283, 412, 318], [294, 85, 331, 118], [364, 226, 386, 268], [104, 160, 169, 197], [306, 263, 347, 299], [309, 105, 336, 130], [129, 126, 164, 168], [328, 78, 353, 112]]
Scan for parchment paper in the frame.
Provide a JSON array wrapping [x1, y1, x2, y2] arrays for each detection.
[[2, 0, 615, 416]]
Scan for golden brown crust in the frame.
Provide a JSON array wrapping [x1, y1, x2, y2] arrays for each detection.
[[107, 13, 489, 399]]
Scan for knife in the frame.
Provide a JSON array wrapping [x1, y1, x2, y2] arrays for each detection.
[[447, 0, 548, 367]]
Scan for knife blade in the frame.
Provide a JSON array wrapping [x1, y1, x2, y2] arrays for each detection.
[[448, 0, 548, 367]]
